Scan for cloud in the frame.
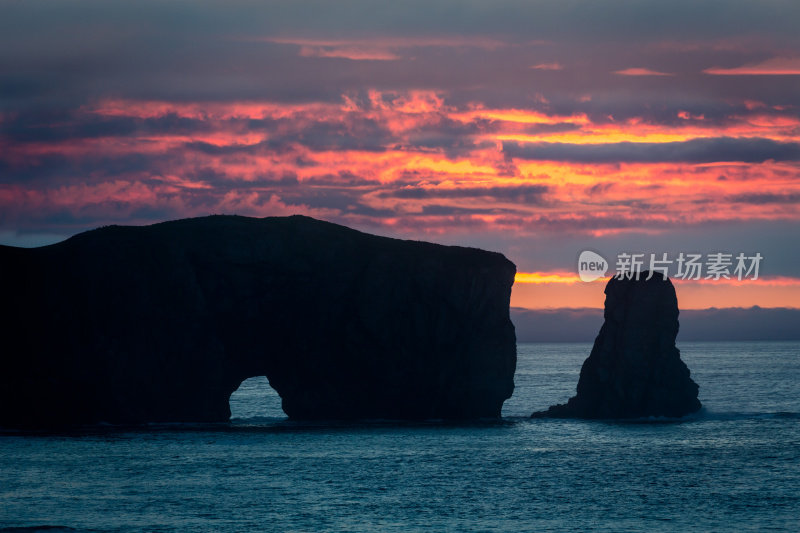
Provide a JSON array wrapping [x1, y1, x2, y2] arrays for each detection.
[[727, 193, 800, 205], [512, 306, 800, 342], [419, 204, 524, 216], [263, 36, 505, 51], [521, 122, 582, 134], [614, 67, 673, 76], [530, 62, 563, 70], [503, 137, 800, 163], [383, 184, 550, 203], [0, 0, 799, 280], [258, 35, 509, 62], [704, 57, 800, 75], [511, 308, 603, 342], [585, 182, 616, 196], [1, 109, 211, 143], [298, 46, 400, 61]]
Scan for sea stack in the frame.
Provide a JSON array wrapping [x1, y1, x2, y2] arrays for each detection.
[[533, 272, 701, 419], [0, 215, 517, 427]]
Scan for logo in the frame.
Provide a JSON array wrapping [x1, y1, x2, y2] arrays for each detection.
[[574, 250, 763, 281], [578, 250, 608, 282]]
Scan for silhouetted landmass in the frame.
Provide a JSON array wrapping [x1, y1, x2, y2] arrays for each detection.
[[511, 308, 604, 343], [532, 273, 701, 419], [0, 215, 517, 427], [513, 306, 800, 342]]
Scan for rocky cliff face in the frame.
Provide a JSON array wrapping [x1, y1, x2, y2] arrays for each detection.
[[0, 215, 517, 427], [533, 273, 701, 419]]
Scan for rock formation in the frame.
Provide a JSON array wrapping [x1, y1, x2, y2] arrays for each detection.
[[532, 272, 701, 419], [0, 215, 517, 427]]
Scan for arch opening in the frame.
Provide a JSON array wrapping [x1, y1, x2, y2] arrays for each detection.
[[228, 376, 286, 421]]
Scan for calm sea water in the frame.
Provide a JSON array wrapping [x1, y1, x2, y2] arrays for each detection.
[[1, 342, 798, 532]]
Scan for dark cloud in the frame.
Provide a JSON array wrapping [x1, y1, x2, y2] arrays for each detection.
[[0, 152, 167, 184], [522, 123, 583, 135], [402, 117, 498, 157], [1, 110, 210, 143], [282, 187, 390, 216], [302, 172, 382, 187], [183, 141, 270, 156], [512, 306, 800, 342], [181, 168, 301, 190], [6, 0, 790, 45], [419, 204, 525, 216], [727, 193, 800, 205], [184, 117, 393, 154], [503, 137, 800, 163], [384, 184, 550, 203], [511, 308, 604, 343], [585, 182, 615, 196], [1, 1, 798, 115]]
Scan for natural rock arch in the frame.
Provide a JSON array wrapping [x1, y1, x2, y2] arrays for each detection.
[[1, 215, 517, 427]]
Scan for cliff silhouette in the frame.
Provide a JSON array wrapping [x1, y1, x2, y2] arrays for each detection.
[[0, 215, 517, 427]]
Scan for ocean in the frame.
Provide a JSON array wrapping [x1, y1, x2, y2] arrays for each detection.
[[1, 341, 798, 532]]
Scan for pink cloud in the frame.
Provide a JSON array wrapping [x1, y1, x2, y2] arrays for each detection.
[[530, 62, 563, 70], [4, 91, 800, 242], [298, 46, 400, 61], [614, 67, 673, 76], [704, 57, 800, 75]]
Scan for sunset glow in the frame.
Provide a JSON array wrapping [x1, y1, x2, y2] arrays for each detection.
[[513, 273, 800, 309], [2, 1, 799, 310]]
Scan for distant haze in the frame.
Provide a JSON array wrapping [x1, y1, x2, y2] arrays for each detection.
[[512, 307, 800, 342]]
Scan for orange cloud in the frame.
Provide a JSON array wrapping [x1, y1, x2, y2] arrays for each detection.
[[5, 91, 800, 246], [452, 107, 588, 125]]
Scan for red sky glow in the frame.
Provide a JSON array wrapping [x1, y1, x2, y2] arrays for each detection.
[[1, 1, 799, 311]]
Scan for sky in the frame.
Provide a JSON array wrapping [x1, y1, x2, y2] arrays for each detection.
[[2, 0, 799, 312]]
